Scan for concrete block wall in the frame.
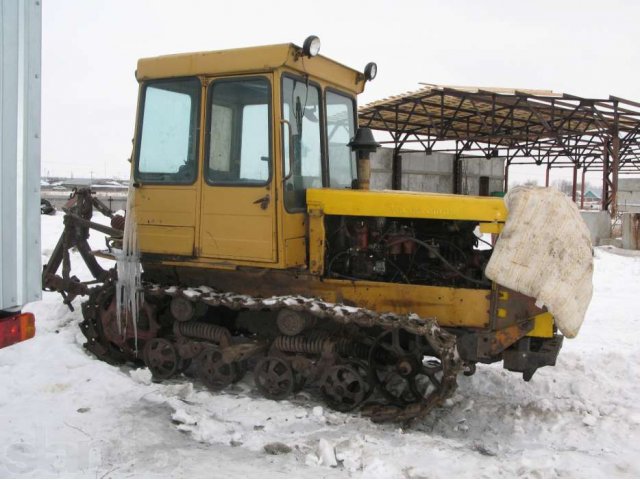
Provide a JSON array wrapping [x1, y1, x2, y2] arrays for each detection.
[[460, 156, 505, 195], [580, 211, 612, 246], [621, 212, 640, 250], [618, 178, 640, 213], [400, 152, 455, 193], [370, 148, 394, 190], [369, 148, 504, 195]]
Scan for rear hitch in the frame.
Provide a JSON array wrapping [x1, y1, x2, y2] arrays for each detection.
[[503, 335, 564, 381], [41, 188, 123, 308]]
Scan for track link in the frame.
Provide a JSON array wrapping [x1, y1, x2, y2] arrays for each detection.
[[80, 280, 463, 425]]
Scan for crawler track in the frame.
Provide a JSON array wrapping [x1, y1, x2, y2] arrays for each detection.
[[80, 277, 463, 425]]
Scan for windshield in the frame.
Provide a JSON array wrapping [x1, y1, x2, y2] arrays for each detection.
[[326, 91, 356, 189]]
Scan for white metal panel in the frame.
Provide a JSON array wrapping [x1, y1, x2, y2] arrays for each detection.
[[0, 0, 42, 310]]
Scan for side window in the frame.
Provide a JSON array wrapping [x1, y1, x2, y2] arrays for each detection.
[[136, 78, 200, 183], [326, 91, 356, 189], [282, 76, 322, 211], [207, 78, 271, 184]]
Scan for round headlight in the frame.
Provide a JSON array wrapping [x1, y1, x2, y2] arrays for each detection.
[[302, 35, 321, 57], [364, 62, 377, 81]]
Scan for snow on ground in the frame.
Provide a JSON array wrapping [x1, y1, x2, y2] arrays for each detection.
[[1, 212, 639, 477]]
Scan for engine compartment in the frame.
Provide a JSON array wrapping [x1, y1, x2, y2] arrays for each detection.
[[323, 215, 493, 289]]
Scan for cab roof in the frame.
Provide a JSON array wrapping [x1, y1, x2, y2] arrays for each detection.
[[136, 43, 366, 94]]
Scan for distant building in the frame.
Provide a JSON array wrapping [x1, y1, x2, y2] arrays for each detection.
[[40, 176, 128, 211], [584, 190, 600, 201]]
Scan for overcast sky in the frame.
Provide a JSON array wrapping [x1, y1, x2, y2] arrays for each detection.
[[42, 0, 640, 186]]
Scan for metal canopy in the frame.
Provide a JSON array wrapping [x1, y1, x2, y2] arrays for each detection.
[[359, 84, 640, 213]]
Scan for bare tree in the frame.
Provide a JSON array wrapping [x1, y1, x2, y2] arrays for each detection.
[[552, 179, 573, 195]]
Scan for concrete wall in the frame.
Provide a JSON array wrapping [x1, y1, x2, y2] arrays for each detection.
[[460, 156, 505, 195], [370, 148, 504, 195], [580, 211, 611, 246], [370, 148, 395, 191], [621, 212, 640, 250], [618, 178, 640, 213]]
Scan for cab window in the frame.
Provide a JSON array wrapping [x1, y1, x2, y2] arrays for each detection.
[[281, 76, 322, 211], [207, 78, 271, 185], [135, 77, 200, 184], [326, 91, 356, 189]]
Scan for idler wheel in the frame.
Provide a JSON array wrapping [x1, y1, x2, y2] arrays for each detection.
[[197, 346, 238, 391], [253, 356, 295, 400], [143, 338, 181, 380], [321, 364, 371, 412]]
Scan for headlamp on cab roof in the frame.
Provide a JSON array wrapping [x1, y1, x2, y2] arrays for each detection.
[[364, 62, 377, 82], [302, 35, 321, 58]]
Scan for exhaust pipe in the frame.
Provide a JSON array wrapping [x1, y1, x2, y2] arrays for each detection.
[[348, 127, 380, 190]]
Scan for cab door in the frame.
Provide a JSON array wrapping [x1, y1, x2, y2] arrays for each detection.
[[198, 76, 277, 263], [133, 77, 201, 257]]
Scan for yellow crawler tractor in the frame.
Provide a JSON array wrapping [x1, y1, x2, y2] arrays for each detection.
[[43, 37, 593, 424]]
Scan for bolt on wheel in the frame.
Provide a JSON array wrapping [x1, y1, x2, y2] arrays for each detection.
[[253, 356, 295, 400], [143, 338, 181, 380]]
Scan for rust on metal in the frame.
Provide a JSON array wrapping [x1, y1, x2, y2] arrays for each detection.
[[479, 319, 534, 357], [79, 276, 463, 426]]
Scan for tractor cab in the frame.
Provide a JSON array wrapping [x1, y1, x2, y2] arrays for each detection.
[[132, 37, 375, 269]]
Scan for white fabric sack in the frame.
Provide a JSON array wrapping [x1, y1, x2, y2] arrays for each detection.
[[485, 186, 593, 338]]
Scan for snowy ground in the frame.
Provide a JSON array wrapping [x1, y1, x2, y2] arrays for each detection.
[[1, 212, 639, 478]]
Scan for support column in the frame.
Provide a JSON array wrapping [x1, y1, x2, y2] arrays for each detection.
[[451, 153, 462, 195], [602, 133, 620, 215], [391, 151, 402, 190], [601, 139, 610, 210], [453, 154, 462, 194], [545, 165, 551, 187], [503, 160, 510, 193], [611, 133, 620, 217], [580, 168, 586, 209], [572, 163, 578, 203]]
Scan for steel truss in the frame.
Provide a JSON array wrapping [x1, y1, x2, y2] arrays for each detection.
[[359, 85, 640, 214]]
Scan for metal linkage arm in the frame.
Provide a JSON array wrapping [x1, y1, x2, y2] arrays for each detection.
[[42, 188, 123, 310]]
